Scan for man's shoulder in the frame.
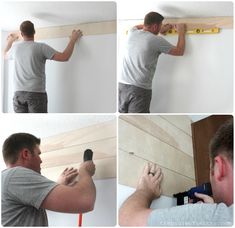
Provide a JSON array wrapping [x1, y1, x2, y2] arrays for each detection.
[[148, 203, 233, 226], [2, 166, 38, 177]]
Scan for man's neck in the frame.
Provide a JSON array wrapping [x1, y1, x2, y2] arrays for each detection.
[[23, 37, 34, 41]]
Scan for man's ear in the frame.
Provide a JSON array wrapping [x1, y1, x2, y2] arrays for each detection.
[[20, 149, 31, 161], [213, 155, 226, 181]]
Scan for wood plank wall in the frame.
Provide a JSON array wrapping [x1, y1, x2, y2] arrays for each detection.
[[40, 120, 116, 181], [119, 115, 195, 197]]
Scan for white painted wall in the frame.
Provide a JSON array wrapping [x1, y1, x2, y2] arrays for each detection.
[[47, 178, 116, 226], [118, 23, 233, 113], [118, 184, 176, 211], [2, 33, 116, 113]]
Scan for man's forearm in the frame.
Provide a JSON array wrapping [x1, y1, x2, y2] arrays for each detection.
[[4, 40, 14, 56], [62, 39, 77, 61], [119, 189, 153, 226], [176, 32, 185, 55]]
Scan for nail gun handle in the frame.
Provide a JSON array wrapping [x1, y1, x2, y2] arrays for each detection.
[[83, 149, 93, 161]]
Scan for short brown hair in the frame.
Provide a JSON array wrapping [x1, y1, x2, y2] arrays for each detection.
[[144, 12, 164, 26], [20, 21, 35, 37], [2, 133, 40, 165], [209, 118, 233, 166]]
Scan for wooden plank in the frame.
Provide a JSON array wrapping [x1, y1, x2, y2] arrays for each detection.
[[161, 115, 192, 136], [119, 119, 195, 179], [164, 17, 233, 30], [13, 20, 116, 40], [119, 150, 195, 197], [40, 120, 116, 153], [120, 115, 193, 154], [41, 137, 116, 169], [41, 156, 116, 181], [121, 17, 233, 31]]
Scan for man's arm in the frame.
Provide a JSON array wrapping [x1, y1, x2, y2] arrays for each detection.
[[41, 161, 96, 213], [119, 163, 163, 226], [52, 29, 83, 62], [168, 24, 186, 56], [3, 33, 19, 58]]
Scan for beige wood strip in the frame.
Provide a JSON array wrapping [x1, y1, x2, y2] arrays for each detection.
[[119, 150, 195, 197], [41, 137, 116, 169], [119, 119, 195, 179], [41, 156, 116, 181], [40, 120, 116, 153], [121, 17, 233, 30], [164, 17, 233, 29], [161, 116, 192, 136], [120, 115, 193, 154], [34, 20, 116, 40]]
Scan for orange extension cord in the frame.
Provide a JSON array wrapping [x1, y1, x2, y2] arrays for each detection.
[[78, 213, 82, 226]]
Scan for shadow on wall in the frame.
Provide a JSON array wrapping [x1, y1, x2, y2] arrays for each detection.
[[151, 30, 233, 113]]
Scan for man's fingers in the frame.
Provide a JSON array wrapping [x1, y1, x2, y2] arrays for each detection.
[[67, 172, 79, 180], [150, 163, 156, 174], [63, 167, 78, 175], [153, 170, 163, 183], [63, 167, 68, 173], [143, 163, 151, 175]]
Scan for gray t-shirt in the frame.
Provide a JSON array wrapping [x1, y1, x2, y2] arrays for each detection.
[[1, 166, 58, 226], [120, 27, 174, 90], [8, 41, 56, 92], [147, 203, 233, 226]]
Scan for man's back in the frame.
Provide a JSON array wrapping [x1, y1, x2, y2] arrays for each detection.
[[120, 27, 173, 90], [1, 167, 57, 226], [148, 203, 233, 226], [9, 41, 56, 92]]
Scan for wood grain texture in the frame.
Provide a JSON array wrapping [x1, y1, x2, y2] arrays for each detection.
[[42, 156, 116, 181], [161, 115, 192, 136], [119, 150, 195, 197], [40, 120, 116, 180], [164, 17, 233, 29], [40, 120, 116, 153], [120, 115, 193, 154], [121, 17, 233, 31], [119, 119, 195, 179], [35, 20, 116, 40], [41, 137, 116, 169]]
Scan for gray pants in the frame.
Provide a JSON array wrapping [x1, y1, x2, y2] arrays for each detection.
[[13, 91, 48, 113], [119, 83, 152, 113]]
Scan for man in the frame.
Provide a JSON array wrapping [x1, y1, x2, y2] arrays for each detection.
[[119, 119, 233, 226], [4, 20, 82, 113], [1, 133, 96, 226], [119, 12, 186, 113]]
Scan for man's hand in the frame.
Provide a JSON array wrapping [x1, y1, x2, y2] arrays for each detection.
[[79, 161, 96, 177], [176, 23, 186, 34], [7, 33, 19, 42], [160, 24, 173, 35], [57, 167, 78, 185], [195, 192, 214, 203], [137, 163, 163, 199], [70, 29, 83, 43]]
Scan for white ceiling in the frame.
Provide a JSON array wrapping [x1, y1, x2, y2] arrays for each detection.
[[118, 1, 233, 20], [0, 1, 232, 31], [0, 1, 116, 31]]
